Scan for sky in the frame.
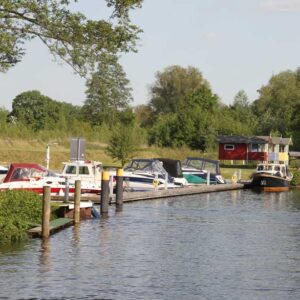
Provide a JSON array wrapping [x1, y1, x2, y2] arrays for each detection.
[[1, 0, 300, 111]]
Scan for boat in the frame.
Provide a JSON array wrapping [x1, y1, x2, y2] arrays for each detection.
[[154, 158, 188, 186], [0, 165, 8, 182], [249, 162, 293, 191], [181, 157, 226, 184], [0, 163, 102, 195], [123, 159, 182, 191]]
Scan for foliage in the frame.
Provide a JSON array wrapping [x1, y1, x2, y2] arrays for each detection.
[[106, 124, 138, 166], [252, 70, 300, 138], [147, 66, 221, 150], [8, 90, 83, 132], [149, 65, 210, 116], [291, 170, 300, 187], [82, 53, 133, 126], [0, 190, 42, 243], [0, 0, 143, 75]]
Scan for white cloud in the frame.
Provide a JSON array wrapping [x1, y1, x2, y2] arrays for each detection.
[[259, 0, 300, 12]]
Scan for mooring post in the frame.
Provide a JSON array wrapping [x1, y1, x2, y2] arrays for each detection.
[[116, 168, 124, 212], [100, 170, 110, 216], [64, 177, 69, 203], [42, 186, 51, 239], [74, 180, 81, 224], [207, 171, 210, 186]]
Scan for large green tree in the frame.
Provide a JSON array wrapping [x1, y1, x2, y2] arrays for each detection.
[[82, 53, 132, 126], [147, 66, 220, 150], [0, 0, 142, 75], [149, 65, 210, 116], [252, 69, 300, 137]]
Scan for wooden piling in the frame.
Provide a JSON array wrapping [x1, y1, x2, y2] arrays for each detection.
[[100, 171, 110, 216], [42, 186, 51, 239], [116, 168, 124, 212], [74, 180, 81, 224]]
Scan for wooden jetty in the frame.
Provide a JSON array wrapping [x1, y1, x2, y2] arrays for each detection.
[[28, 218, 74, 238], [52, 183, 245, 204]]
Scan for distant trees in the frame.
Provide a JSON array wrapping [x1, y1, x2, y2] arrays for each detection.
[[8, 90, 81, 132], [82, 54, 132, 126], [0, 0, 143, 75]]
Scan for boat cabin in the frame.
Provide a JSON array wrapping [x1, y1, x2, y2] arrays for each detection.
[[61, 160, 103, 182]]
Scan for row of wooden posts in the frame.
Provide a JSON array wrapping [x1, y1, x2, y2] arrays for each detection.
[[41, 169, 124, 239]]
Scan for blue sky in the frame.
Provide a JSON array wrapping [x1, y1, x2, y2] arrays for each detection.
[[1, 0, 300, 110]]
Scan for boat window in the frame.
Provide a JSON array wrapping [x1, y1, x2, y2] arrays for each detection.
[[187, 160, 203, 170], [12, 168, 30, 180], [65, 165, 77, 174], [79, 166, 89, 175], [275, 166, 280, 171], [257, 165, 264, 171]]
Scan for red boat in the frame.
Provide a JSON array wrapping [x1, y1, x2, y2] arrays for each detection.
[[0, 163, 101, 195]]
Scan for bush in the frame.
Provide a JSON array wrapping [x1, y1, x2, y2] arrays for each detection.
[[0, 191, 42, 244], [291, 169, 300, 187]]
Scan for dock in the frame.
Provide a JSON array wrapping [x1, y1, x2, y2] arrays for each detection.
[[52, 183, 245, 204], [28, 218, 74, 238]]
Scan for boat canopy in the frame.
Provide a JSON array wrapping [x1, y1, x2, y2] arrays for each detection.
[[125, 159, 168, 177], [3, 163, 57, 183], [182, 157, 221, 174]]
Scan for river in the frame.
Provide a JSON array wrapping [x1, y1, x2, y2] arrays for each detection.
[[1, 189, 300, 300]]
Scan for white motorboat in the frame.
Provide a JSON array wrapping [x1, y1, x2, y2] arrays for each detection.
[[181, 157, 225, 184], [123, 159, 183, 192]]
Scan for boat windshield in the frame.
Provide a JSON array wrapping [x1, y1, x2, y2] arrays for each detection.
[[183, 158, 220, 174], [11, 166, 57, 180]]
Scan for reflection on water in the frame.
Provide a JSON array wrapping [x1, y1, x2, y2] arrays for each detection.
[[0, 189, 300, 299]]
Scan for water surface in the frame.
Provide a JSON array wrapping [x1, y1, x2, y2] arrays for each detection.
[[1, 189, 300, 299]]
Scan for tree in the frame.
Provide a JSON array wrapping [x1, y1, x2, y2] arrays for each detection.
[[252, 70, 300, 136], [8, 90, 82, 131], [0, 0, 142, 75], [233, 90, 249, 108], [149, 65, 210, 116], [106, 124, 137, 166], [149, 85, 219, 150], [82, 53, 132, 126]]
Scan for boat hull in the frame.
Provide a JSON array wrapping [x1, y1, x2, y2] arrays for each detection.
[[250, 174, 290, 192]]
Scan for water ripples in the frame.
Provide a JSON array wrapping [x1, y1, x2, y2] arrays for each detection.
[[0, 190, 300, 299]]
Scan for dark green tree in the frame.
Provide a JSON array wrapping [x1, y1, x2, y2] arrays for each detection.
[[82, 53, 132, 126], [148, 73, 221, 150], [0, 0, 142, 75], [8, 90, 82, 132]]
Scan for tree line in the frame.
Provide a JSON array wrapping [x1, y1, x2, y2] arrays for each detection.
[[1, 65, 300, 152]]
